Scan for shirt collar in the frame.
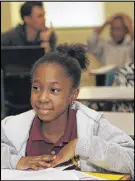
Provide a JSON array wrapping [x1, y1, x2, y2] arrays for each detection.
[[30, 107, 77, 144]]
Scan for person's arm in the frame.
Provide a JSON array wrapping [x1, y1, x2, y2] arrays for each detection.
[[75, 118, 134, 177], [1, 124, 23, 169], [94, 18, 111, 35], [40, 26, 57, 53], [51, 118, 134, 178], [123, 17, 134, 40], [1, 27, 19, 46], [87, 32, 105, 64], [1, 117, 56, 170], [87, 18, 112, 63], [49, 31, 57, 52], [1, 32, 12, 46]]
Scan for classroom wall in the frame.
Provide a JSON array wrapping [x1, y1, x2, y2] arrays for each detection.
[[1, 2, 134, 86], [1, 2, 134, 42], [1, 2, 12, 33]]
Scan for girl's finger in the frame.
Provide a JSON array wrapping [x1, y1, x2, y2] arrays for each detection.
[[37, 160, 51, 168], [41, 155, 56, 161], [30, 164, 40, 171]]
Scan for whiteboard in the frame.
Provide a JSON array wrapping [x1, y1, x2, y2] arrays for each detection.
[[44, 2, 105, 28]]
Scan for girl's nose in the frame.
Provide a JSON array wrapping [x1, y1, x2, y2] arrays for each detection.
[[39, 90, 50, 103]]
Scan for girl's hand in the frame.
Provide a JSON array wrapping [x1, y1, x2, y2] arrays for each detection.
[[16, 155, 56, 170], [51, 138, 78, 168]]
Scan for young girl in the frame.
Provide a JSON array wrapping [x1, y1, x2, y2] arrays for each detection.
[[1, 44, 134, 178]]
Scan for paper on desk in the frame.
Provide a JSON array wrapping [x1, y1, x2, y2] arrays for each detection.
[[4, 167, 123, 180], [1, 168, 78, 180], [69, 170, 106, 180]]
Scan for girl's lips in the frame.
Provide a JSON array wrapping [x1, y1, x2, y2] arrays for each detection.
[[38, 108, 53, 115]]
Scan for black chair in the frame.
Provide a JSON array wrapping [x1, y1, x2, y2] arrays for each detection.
[[1, 46, 45, 116], [4, 75, 32, 116]]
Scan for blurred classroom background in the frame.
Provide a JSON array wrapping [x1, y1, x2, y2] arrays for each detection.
[[1, 1, 134, 87]]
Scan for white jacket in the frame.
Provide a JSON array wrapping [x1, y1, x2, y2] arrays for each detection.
[[1, 101, 134, 178]]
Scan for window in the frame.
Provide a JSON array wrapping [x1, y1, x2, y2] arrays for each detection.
[[44, 2, 104, 28]]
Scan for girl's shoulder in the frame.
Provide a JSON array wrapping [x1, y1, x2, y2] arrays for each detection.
[[72, 101, 103, 123], [1, 110, 35, 129]]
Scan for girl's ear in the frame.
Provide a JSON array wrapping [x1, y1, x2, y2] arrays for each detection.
[[70, 88, 79, 105]]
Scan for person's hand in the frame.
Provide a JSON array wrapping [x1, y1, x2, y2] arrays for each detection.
[[51, 138, 78, 168], [112, 13, 132, 23], [40, 22, 53, 41], [122, 16, 133, 38], [40, 28, 53, 42], [95, 17, 111, 34], [40, 41, 51, 52], [40, 28, 53, 52], [16, 155, 56, 170], [105, 16, 114, 25], [106, 13, 132, 25], [111, 13, 132, 27], [40, 23, 54, 52]]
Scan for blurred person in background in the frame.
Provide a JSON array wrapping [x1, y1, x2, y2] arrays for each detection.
[[87, 13, 134, 85], [1, 2, 57, 52]]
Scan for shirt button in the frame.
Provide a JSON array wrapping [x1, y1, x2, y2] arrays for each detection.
[[51, 150, 56, 155]]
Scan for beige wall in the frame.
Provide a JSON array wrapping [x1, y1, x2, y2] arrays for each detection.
[[1, 2, 12, 32], [1, 2, 134, 86]]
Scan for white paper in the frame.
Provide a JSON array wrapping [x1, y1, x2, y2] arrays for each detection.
[[69, 170, 106, 180], [1, 168, 106, 180], [1, 168, 78, 180]]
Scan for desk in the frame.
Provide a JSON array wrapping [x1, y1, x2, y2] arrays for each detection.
[[100, 112, 134, 136], [78, 86, 134, 101], [77, 86, 134, 111]]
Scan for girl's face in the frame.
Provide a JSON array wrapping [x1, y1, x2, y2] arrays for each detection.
[[31, 63, 79, 122]]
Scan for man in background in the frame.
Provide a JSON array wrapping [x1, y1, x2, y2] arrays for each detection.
[[87, 13, 134, 85], [1, 2, 57, 52]]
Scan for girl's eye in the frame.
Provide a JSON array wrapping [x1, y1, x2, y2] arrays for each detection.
[[32, 86, 41, 91], [51, 89, 60, 94]]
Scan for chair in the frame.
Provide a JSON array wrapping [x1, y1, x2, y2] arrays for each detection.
[[4, 74, 31, 116], [1, 46, 44, 116]]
